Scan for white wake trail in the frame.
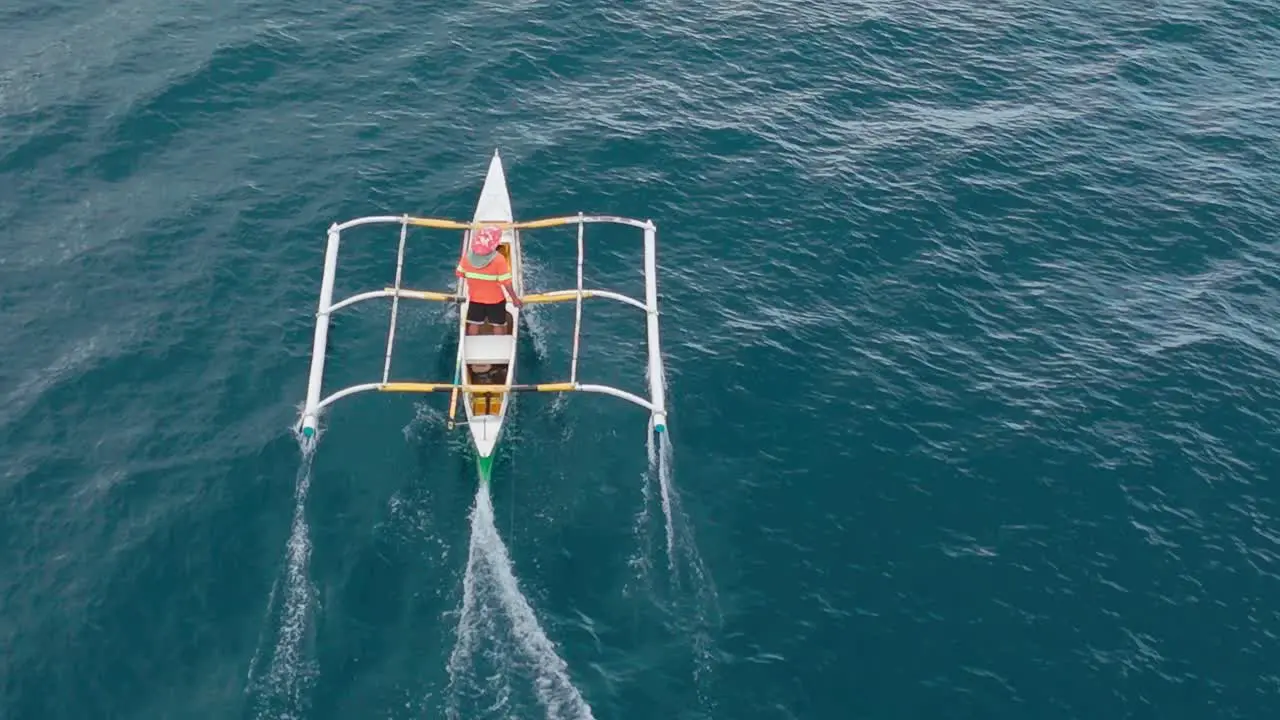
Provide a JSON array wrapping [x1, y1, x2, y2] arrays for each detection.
[[641, 361, 712, 599], [444, 482, 595, 720], [248, 444, 318, 719], [650, 431, 679, 581]]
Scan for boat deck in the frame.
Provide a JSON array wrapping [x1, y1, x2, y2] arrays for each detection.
[[295, 164, 669, 450], [464, 243, 514, 417]]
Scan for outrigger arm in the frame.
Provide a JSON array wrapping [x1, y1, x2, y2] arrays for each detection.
[[297, 214, 667, 439]]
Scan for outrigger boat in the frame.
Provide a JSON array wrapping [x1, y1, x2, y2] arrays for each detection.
[[296, 150, 668, 482]]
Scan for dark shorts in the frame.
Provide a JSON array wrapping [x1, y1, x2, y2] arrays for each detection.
[[466, 300, 507, 325]]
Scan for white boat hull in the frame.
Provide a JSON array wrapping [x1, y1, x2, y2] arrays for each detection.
[[296, 154, 669, 466], [455, 150, 521, 459]]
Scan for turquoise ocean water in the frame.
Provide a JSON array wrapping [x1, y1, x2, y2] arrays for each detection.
[[3, 1, 1279, 718]]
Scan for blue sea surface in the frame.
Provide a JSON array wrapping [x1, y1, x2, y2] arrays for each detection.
[[2, 1, 1279, 718]]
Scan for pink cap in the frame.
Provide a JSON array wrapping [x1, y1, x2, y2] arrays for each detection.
[[470, 225, 502, 255]]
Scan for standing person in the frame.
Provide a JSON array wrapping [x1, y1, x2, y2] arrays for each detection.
[[456, 225, 522, 337]]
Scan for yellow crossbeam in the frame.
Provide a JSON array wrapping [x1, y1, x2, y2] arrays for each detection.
[[521, 291, 594, 304], [404, 217, 470, 230], [384, 287, 458, 302], [404, 215, 580, 231], [379, 382, 579, 394], [381, 382, 452, 393], [533, 382, 576, 392], [516, 216, 581, 229]]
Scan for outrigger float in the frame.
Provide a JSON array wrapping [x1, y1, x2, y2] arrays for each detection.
[[296, 150, 667, 481]]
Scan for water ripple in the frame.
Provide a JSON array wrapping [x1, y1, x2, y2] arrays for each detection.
[[3, 0, 1280, 718]]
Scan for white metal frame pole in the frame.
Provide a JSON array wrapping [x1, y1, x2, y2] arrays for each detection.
[[643, 221, 667, 433], [382, 217, 409, 383], [301, 224, 343, 437], [570, 212, 585, 384]]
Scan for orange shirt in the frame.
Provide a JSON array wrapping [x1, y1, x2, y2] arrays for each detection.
[[456, 252, 511, 304]]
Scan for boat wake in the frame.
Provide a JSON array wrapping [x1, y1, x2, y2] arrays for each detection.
[[516, 253, 554, 364], [630, 363, 721, 704], [245, 440, 318, 719], [442, 482, 595, 720], [651, 434, 719, 617], [634, 361, 715, 598]]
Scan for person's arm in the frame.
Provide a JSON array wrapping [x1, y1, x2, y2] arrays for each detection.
[[503, 280, 522, 307], [498, 257, 522, 307]]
